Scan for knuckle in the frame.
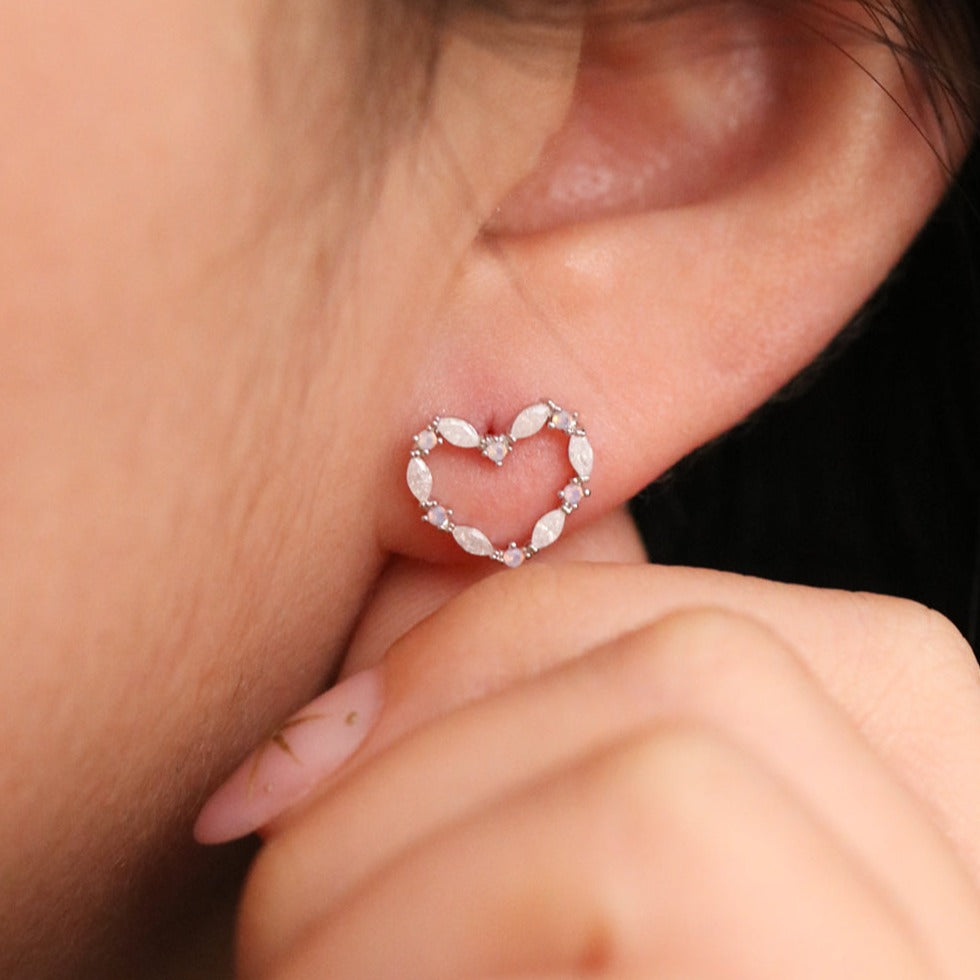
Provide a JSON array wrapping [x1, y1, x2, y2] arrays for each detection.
[[563, 725, 733, 967], [598, 723, 735, 815], [847, 591, 976, 684], [586, 724, 736, 867], [609, 607, 801, 716], [907, 603, 974, 665]]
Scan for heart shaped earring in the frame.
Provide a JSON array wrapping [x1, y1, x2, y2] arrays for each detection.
[[406, 399, 593, 568]]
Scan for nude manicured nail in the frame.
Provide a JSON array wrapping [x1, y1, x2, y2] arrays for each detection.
[[194, 667, 383, 844]]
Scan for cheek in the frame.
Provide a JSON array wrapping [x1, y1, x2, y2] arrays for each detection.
[[0, 0, 268, 510], [0, 1, 262, 298], [0, 0, 385, 966], [0, 3, 272, 702]]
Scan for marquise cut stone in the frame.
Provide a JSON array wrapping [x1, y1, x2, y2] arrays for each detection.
[[509, 402, 550, 440], [437, 417, 481, 448], [568, 435, 594, 480], [531, 508, 565, 550], [406, 457, 433, 502], [453, 525, 495, 556]]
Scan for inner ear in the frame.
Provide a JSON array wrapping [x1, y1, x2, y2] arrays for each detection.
[[486, 1, 900, 235]]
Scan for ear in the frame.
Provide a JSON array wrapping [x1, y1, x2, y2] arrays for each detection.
[[377, 1, 960, 564]]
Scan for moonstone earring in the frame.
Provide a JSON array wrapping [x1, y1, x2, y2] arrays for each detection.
[[406, 399, 593, 568]]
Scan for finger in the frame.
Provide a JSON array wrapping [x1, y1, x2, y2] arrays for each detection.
[[267, 727, 927, 980], [466, 975, 653, 980], [468, 975, 700, 980], [203, 564, 980, 873], [354, 564, 980, 873], [240, 611, 980, 978], [466, 975, 675, 980]]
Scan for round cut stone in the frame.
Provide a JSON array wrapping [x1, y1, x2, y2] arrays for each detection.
[[406, 457, 433, 502], [551, 409, 576, 433], [483, 437, 510, 465], [426, 505, 450, 529], [561, 482, 584, 507], [502, 546, 525, 569], [509, 402, 550, 440], [415, 428, 438, 452]]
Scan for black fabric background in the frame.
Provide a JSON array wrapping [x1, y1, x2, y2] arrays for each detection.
[[630, 146, 980, 654]]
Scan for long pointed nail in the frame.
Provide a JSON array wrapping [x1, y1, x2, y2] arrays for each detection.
[[194, 667, 383, 844]]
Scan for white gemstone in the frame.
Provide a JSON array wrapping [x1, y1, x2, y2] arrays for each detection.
[[509, 402, 550, 440], [561, 482, 584, 507], [568, 435, 594, 480], [437, 417, 481, 448], [502, 546, 525, 569], [551, 409, 576, 433], [427, 505, 450, 529], [406, 457, 433, 502], [483, 437, 510, 464], [531, 508, 566, 550], [415, 429, 438, 452], [453, 525, 495, 556]]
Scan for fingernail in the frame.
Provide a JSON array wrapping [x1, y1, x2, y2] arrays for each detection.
[[194, 667, 383, 844]]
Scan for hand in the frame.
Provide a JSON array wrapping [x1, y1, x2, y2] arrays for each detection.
[[234, 564, 980, 978]]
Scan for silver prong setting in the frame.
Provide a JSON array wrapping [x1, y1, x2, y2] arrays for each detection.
[[407, 399, 593, 568]]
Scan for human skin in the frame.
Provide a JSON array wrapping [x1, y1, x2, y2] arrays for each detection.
[[0, 0, 964, 975], [237, 569, 980, 978]]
